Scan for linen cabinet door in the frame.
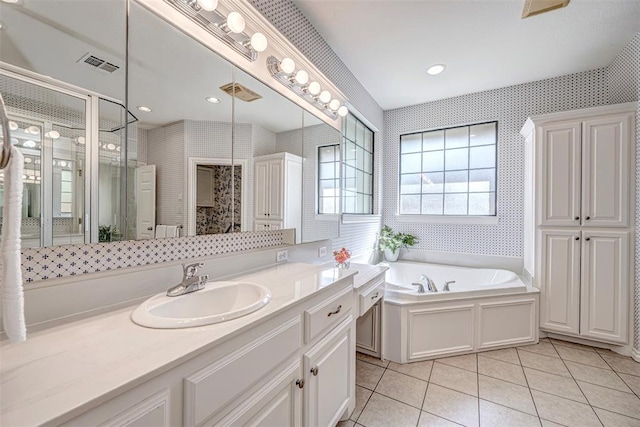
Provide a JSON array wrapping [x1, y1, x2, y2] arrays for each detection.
[[539, 122, 582, 226], [581, 114, 632, 227], [267, 160, 283, 221], [539, 230, 581, 335], [580, 231, 630, 344], [254, 161, 269, 220]]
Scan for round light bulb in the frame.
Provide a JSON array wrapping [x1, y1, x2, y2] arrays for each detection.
[[294, 69, 309, 85], [196, 0, 217, 11], [23, 140, 36, 148], [107, 143, 116, 150], [279, 57, 295, 74], [329, 99, 341, 111], [27, 125, 40, 134], [46, 130, 60, 139], [76, 136, 86, 145], [337, 106, 349, 117], [59, 161, 67, 167], [226, 12, 245, 33], [319, 90, 331, 104], [427, 64, 446, 75], [8, 121, 18, 131], [307, 81, 321, 95], [24, 157, 32, 164], [250, 32, 268, 52]]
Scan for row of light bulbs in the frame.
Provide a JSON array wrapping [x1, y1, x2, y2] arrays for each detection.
[[6, 121, 64, 139]]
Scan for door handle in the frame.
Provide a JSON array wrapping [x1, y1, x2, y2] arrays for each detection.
[[327, 305, 342, 317]]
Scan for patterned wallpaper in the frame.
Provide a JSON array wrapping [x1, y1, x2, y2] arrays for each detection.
[[195, 165, 242, 235]]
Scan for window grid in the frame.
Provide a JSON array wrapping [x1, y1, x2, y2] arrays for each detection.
[[399, 122, 497, 216], [343, 114, 374, 214], [317, 144, 340, 214]]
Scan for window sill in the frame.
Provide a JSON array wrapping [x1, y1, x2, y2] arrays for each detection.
[[315, 214, 340, 222], [395, 215, 499, 225], [342, 214, 381, 224]]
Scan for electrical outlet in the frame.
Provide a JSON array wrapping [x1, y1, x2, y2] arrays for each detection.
[[276, 250, 288, 262], [318, 246, 327, 257]]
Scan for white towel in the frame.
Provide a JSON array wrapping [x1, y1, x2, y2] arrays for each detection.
[[1, 145, 26, 343], [155, 225, 167, 239], [166, 225, 178, 238]]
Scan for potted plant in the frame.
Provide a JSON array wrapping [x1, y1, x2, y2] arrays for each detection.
[[98, 225, 117, 243], [378, 225, 418, 262]]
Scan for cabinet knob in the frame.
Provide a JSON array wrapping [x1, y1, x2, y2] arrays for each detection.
[[585, 237, 591, 241], [296, 379, 304, 388], [585, 216, 590, 220], [311, 366, 319, 376], [575, 237, 580, 241], [327, 305, 342, 317], [575, 216, 580, 220], [147, 227, 153, 231], [371, 292, 379, 299]]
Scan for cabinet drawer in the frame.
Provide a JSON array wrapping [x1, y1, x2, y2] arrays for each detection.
[[359, 277, 384, 317], [184, 316, 302, 426], [304, 286, 352, 343]]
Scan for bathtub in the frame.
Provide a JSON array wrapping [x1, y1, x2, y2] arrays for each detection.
[[380, 260, 539, 363]]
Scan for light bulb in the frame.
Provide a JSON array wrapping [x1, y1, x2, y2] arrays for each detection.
[[226, 12, 245, 33], [137, 106, 152, 112], [23, 140, 36, 148], [319, 90, 331, 104], [196, 0, 217, 11], [76, 136, 86, 145], [46, 130, 60, 139], [279, 57, 295, 74], [427, 64, 446, 75], [205, 96, 221, 104], [308, 81, 321, 95], [24, 157, 32, 163], [26, 126, 40, 134], [8, 121, 18, 131], [329, 99, 341, 111], [250, 32, 267, 52], [337, 106, 349, 117], [294, 69, 309, 85], [59, 161, 67, 167]]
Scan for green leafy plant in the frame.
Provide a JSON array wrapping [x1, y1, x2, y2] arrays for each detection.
[[378, 225, 418, 253], [98, 225, 117, 243]]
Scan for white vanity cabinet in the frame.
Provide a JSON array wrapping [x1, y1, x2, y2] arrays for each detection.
[[521, 102, 636, 345], [254, 153, 302, 242]]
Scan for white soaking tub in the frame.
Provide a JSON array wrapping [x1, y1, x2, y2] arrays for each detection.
[[381, 261, 539, 363]]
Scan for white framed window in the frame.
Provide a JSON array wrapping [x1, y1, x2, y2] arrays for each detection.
[[317, 144, 340, 214], [343, 114, 374, 214], [399, 122, 497, 217]]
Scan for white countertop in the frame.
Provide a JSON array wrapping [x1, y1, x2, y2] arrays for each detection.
[[0, 262, 361, 426]]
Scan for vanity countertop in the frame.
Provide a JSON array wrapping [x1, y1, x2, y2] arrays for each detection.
[[0, 262, 358, 426], [349, 262, 388, 289]]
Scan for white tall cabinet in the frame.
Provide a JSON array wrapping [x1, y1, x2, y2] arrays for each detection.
[[254, 152, 302, 243], [521, 102, 636, 345]]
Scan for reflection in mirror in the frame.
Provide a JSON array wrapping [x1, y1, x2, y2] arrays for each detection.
[[0, 0, 126, 247], [127, 1, 233, 240]]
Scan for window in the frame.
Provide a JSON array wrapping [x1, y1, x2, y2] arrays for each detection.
[[317, 144, 340, 214], [343, 114, 374, 214], [399, 122, 497, 216]]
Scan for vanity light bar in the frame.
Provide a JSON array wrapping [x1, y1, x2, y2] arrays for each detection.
[[267, 56, 348, 120], [165, 0, 267, 61]]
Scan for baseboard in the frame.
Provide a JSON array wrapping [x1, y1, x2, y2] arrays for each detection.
[[633, 347, 640, 363]]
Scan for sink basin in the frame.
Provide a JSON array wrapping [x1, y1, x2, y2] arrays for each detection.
[[131, 281, 272, 329]]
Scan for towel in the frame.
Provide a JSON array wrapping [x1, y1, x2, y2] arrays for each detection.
[[155, 225, 167, 239], [166, 225, 178, 238], [1, 145, 26, 343]]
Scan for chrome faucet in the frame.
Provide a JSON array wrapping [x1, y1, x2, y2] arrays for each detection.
[[411, 282, 425, 293], [443, 280, 455, 292], [420, 274, 438, 292], [166, 262, 209, 297]]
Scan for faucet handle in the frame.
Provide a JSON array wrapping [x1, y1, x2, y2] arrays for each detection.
[[183, 262, 204, 278], [443, 280, 455, 291]]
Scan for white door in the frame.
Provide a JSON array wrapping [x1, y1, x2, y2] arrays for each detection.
[[580, 230, 630, 344], [581, 114, 631, 227], [136, 165, 156, 240], [539, 230, 581, 335], [540, 122, 582, 227], [255, 161, 269, 219], [268, 160, 283, 221]]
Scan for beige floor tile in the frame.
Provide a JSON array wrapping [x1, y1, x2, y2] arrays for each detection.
[[478, 374, 537, 416], [555, 346, 609, 369], [620, 373, 640, 395], [351, 385, 373, 421], [375, 369, 428, 408], [518, 341, 559, 358], [388, 359, 433, 382], [523, 367, 587, 404], [478, 347, 521, 365], [358, 393, 421, 427], [593, 408, 640, 427], [550, 339, 597, 352], [540, 420, 566, 427], [578, 381, 640, 419], [356, 359, 385, 390], [595, 347, 628, 358], [430, 362, 478, 396], [600, 354, 640, 377], [357, 352, 390, 368], [437, 353, 478, 372], [417, 411, 460, 427], [531, 390, 601, 427], [338, 420, 356, 427], [565, 360, 632, 393], [518, 349, 571, 377], [479, 399, 541, 427], [422, 383, 479, 427], [478, 356, 527, 386]]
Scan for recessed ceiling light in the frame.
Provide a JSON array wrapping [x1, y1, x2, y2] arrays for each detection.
[[205, 97, 221, 104], [137, 106, 152, 112], [427, 64, 446, 76]]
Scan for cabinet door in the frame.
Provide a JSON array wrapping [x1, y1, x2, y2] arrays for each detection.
[[580, 231, 630, 344], [268, 160, 284, 220], [582, 114, 631, 227], [255, 161, 269, 219], [540, 122, 582, 226], [196, 167, 214, 207], [539, 230, 581, 335], [304, 320, 353, 427], [356, 302, 380, 354]]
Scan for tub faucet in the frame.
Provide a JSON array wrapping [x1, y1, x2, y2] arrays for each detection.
[[166, 262, 209, 297], [420, 274, 438, 292]]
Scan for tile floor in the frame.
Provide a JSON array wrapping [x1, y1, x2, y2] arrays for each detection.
[[339, 338, 640, 427]]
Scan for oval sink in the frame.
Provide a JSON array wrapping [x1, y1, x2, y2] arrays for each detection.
[[131, 281, 272, 329]]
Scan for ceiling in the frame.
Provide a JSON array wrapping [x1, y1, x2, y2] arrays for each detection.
[[292, 0, 640, 110]]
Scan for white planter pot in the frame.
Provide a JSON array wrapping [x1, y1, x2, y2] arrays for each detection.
[[384, 249, 399, 262]]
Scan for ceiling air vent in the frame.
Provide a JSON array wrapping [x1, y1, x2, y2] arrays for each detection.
[[219, 83, 262, 102], [77, 52, 120, 74]]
